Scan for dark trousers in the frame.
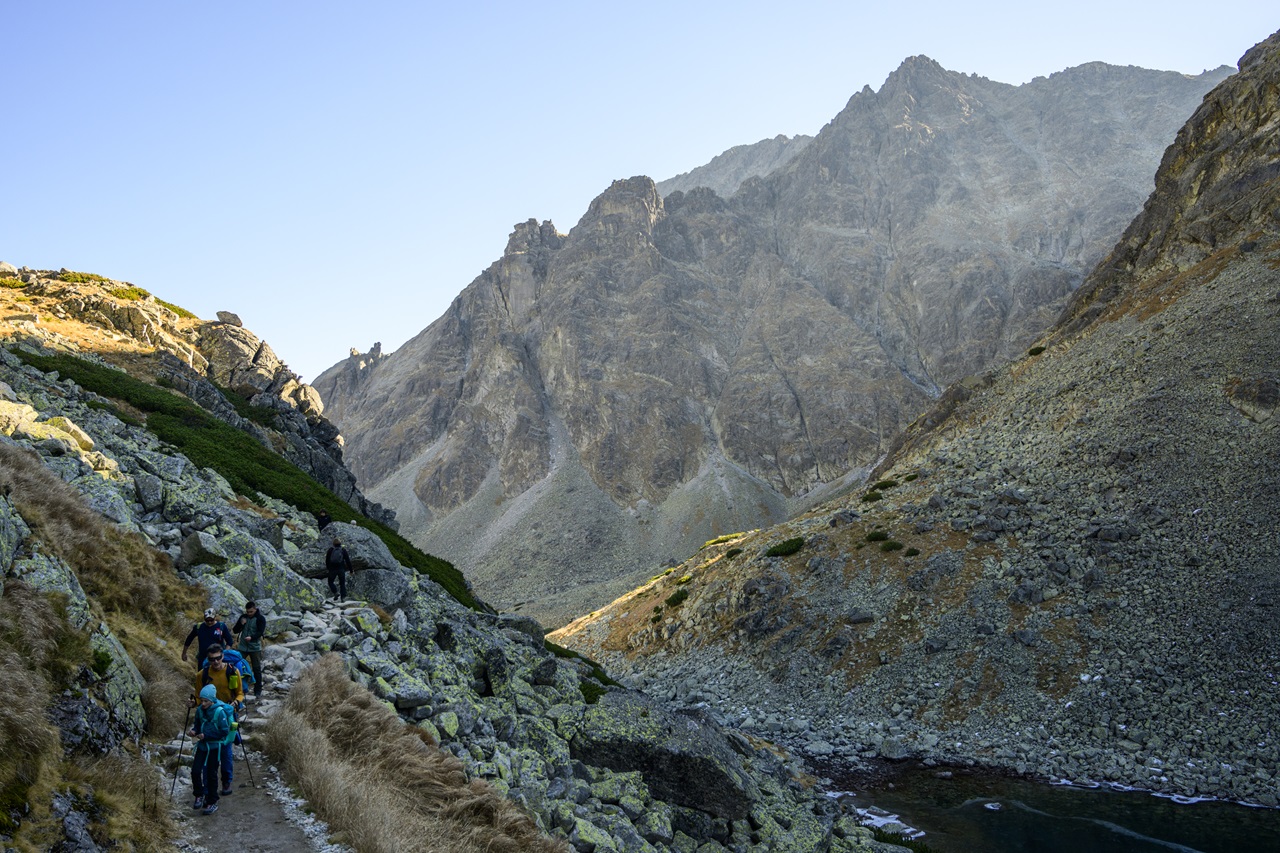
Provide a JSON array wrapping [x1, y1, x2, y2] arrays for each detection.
[[191, 743, 221, 804], [242, 649, 263, 696], [327, 567, 347, 598], [220, 740, 234, 788]]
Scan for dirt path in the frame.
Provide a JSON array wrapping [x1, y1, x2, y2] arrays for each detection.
[[165, 703, 346, 853]]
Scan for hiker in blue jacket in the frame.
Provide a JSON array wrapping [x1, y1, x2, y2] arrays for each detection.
[[189, 684, 233, 815]]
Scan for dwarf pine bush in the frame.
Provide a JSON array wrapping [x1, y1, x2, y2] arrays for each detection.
[[765, 537, 804, 557]]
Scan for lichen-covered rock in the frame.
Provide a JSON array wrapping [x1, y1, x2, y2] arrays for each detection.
[[570, 691, 761, 820], [349, 567, 413, 612], [88, 623, 146, 740], [11, 551, 93, 628], [0, 494, 32, 575], [178, 531, 228, 569], [221, 559, 325, 611], [198, 572, 248, 620]]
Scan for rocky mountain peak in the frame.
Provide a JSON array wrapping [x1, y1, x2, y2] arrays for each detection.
[[577, 176, 665, 239], [504, 218, 565, 256]]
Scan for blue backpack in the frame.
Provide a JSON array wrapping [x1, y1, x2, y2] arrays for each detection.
[[221, 649, 255, 687]]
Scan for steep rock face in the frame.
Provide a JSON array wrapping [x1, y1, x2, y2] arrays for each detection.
[[554, 31, 1280, 805], [316, 59, 1230, 626], [656, 133, 814, 199]]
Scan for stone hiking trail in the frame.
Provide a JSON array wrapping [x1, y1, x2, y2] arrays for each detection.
[[163, 600, 360, 853]]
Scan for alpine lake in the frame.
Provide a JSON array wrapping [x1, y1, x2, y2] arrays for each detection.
[[818, 762, 1280, 852]]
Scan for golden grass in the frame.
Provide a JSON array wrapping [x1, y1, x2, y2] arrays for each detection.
[[0, 443, 200, 848], [0, 584, 72, 846], [0, 442, 205, 623], [261, 655, 568, 853], [62, 750, 176, 852]]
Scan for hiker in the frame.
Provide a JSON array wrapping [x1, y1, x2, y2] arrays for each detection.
[[182, 609, 234, 669], [325, 537, 352, 601], [191, 643, 244, 795], [189, 683, 232, 815], [232, 601, 266, 700], [316, 509, 332, 530]]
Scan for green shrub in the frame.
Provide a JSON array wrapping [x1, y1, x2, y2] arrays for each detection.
[[59, 270, 109, 283], [675, 574, 693, 585], [650, 613, 662, 624], [861, 491, 883, 502], [866, 530, 889, 542], [156, 298, 196, 319], [213, 382, 279, 429], [904, 547, 921, 557], [0, 277, 26, 289], [765, 537, 804, 557], [904, 473, 919, 482], [91, 648, 113, 677], [1028, 345, 1047, 356], [108, 286, 150, 301], [11, 348, 479, 611], [880, 540, 905, 552], [580, 680, 608, 704], [664, 588, 689, 608], [724, 547, 742, 560], [871, 479, 899, 490]]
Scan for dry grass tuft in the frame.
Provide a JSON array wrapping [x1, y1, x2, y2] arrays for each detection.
[[64, 750, 176, 851], [0, 442, 204, 623], [262, 655, 568, 853], [133, 649, 191, 738]]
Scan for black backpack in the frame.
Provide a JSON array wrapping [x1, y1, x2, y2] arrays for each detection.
[[326, 546, 345, 570]]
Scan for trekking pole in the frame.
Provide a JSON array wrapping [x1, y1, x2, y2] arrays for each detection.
[[235, 704, 257, 788], [169, 704, 192, 801], [239, 732, 256, 788]]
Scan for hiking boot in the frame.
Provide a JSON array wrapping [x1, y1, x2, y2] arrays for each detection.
[[192, 796, 204, 810], [220, 785, 233, 795], [202, 802, 219, 815]]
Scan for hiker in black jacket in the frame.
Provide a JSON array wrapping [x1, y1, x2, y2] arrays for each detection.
[[182, 609, 234, 669], [325, 538, 352, 601]]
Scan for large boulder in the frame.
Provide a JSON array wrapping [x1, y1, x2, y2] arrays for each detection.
[[178, 531, 228, 569], [287, 521, 401, 577], [349, 567, 414, 612], [569, 691, 761, 820], [222, 559, 326, 612]]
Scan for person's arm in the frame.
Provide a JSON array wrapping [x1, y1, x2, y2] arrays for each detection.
[[233, 615, 246, 634], [181, 624, 198, 659], [343, 549, 353, 571]]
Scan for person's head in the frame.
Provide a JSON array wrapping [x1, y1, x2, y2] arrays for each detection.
[[207, 644, 225, 669], [203, 608, 216, 625], [332, 538, 342, 547], [244, 600, 258, 614], [199, 684, 217, 707]]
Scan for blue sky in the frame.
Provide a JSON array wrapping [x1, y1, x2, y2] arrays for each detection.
[[1, 2, 1271, 381]]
